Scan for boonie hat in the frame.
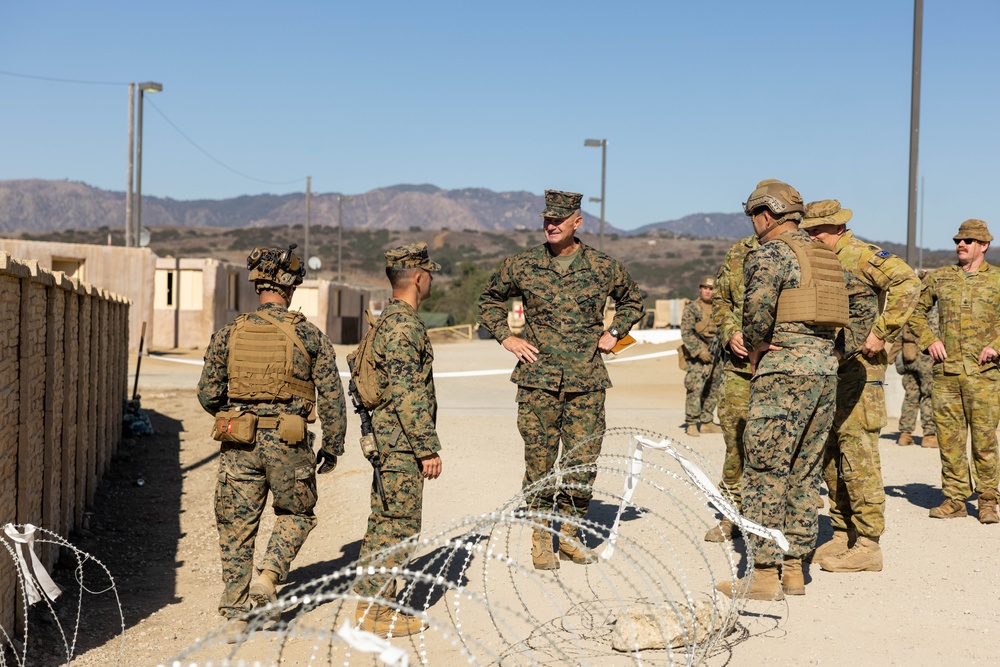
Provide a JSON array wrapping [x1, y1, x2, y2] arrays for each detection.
[[384, 241, 442, 272], [800, 199, 853, 230], [540, 190, 583, 219], [953, 219, 993, 244]]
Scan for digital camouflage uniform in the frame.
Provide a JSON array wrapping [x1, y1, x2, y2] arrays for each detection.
[[478, 239, 644, 519], [681, 295, 723, 426], [909, 262, 1000, 503], [712, 235, 759, 509], [198, 301, 346, 619], [895, 321, 936, 437], [354, 297, 441, 598], [818, 230, 920, 540], [742, 228, 841, 566]]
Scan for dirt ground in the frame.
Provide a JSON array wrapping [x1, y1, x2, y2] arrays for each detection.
[[17, 338, 1000, 666]]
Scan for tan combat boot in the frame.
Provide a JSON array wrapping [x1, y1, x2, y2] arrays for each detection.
[[249, 569, 281, 621], [978, 490, 999, 524], [929, 499, 967, 519], [820, 535, 883, 572], [700, 422, 723, 434], [558, 523, 598, 564], [685, 423, 700, 437], [921, 434, 939, 448], [782, 557, 805, 595], [224, 618, 248, 644], [704, 517, 736, 542], [898, 431, 914, 447], [354, 601, 425, 638], [531, 523, 560, 570], [810, 529, 854, 562], [716, 565, 783, 601]]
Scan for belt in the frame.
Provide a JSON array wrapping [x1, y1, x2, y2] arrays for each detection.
[[257, 416, 281, 429]]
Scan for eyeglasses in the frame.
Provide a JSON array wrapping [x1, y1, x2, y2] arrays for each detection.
[[955, 238, 979, 246]]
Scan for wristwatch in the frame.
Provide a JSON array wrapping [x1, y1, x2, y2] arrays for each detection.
[[608, 327, 621, 339]]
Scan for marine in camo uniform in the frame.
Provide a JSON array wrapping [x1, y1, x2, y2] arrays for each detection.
[[353, 242, 443, 637], [704, 234, 758, 543], [681, 275, 724, 437], [894, 313, 938, 447], [478, 189, 644, 570], [715, 179, 847, 601], [801, 200, 921, 573], [908, 219, 1000, 524], [197, 244, 346, 639]]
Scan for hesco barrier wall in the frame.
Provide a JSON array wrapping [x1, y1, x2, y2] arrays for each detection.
[[0, 252, 129, 634]]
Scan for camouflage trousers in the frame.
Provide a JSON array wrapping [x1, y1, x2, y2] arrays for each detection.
[[822, 375, 887, 538], [932, 371, 1000, 500], [716, 369, 752, 510], [354, 449, 424, 598], [684, 359, 723, 424], [215, 429, 317, 618], [897, 353, 936, 436], [517, 386, 605, 519], [742, 373, 837, 565]]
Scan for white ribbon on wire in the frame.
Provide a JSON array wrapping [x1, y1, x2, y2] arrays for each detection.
[[601, 434, 788, 560], [3, 523, 62, 605], [336, 619, 410, 666]]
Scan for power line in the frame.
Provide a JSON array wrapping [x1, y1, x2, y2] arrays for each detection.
[[144, 98, 307, 187], [0, 68, 126, 86]]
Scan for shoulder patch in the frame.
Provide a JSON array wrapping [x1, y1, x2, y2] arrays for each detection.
[[876, 250, 891, 258]]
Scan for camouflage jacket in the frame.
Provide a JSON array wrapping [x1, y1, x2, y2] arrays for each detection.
[[197, 301, 347, 455], [909, 261, 1000, 376], [743, 228, 839, 377], [372, 298, 440, 458], [833, 231, 920, 380], [478, 239, 645, 392], [681, 298, 716, 359], [712, 234, 758, 375]]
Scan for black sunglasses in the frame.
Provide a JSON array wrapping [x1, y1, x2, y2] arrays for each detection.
[[955, 238, 979, 245]]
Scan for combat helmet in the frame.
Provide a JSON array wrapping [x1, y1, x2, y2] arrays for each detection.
[[247, 244, 306, 288], [742, 179, 805, 218]]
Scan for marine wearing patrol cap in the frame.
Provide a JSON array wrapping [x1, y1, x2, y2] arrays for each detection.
[[743, 179, 805, 218], [540, 190, 584, 219], [247, 244, 306, 291], [700, 275, 716, 288], [800, 200, 854, 230], [384, 241, 442, 272], [953, 219, 993, 244]]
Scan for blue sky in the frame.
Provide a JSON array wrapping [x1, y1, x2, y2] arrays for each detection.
[[1, 1, 997, 250]]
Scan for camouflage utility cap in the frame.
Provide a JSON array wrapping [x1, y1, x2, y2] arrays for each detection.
[[540, 190, 583, 219], [800, 199, 853, 230], [742, 179, 805, 217], [954, 219, 993, 243], [247, 244, 306, 286], [385, 241, 442, 271], [700, 275, 716, 288]]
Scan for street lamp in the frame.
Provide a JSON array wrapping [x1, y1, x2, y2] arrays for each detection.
[[584, 138, 607, 251], [337, 195, 353, 282], [134, 81, 163, 245]]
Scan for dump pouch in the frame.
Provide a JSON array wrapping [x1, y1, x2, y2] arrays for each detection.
[[277, 413, 307, 444]]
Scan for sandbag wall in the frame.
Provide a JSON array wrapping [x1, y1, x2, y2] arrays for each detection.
[[0, 251, 129, 633]]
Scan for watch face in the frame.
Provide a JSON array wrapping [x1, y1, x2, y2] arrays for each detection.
[[610, 328, 620, 337]]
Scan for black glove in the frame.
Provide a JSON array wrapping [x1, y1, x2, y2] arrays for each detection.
[[316, 448, 338, 474]]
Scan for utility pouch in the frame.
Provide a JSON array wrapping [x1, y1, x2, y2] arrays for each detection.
[[211, 409, 258, 444], [902, 341, 919, 363], [677, 344, 689, 371], [277, 413, 307, 444]]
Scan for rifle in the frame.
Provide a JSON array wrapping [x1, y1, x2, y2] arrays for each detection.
[[347, 360, 389, 512]]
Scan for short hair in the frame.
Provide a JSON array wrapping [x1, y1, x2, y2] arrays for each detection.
[[386, 266, 420, 289]]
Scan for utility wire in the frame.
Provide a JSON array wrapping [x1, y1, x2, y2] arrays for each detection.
[[0, 69, 127, 86]]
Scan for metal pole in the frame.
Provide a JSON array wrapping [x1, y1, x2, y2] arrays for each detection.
[[919, 175, 925, 270], [136, 89, 146, 245], [599, 139, 607, 251], [305, 176, 311, 269], [126, 83, 135, 247], [906, 0, 923, 266], [338, 195, 344, 283]]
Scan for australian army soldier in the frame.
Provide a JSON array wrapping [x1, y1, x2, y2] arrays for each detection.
[[197, 244, 346, 641], [704, 234, 758, 543], [353, 242, 443, 637], [715, 180, 848, 601], [893, 275, 938, 448], [909, 219, 1000, 524], [478, 189, 644, 570], [801, 200, 920, 573], [681, 275, 724, 437]]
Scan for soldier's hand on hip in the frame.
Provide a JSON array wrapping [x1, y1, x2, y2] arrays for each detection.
[[979, 346, 999, 365], [502, 336, 539, 363], [316, 448, 338, 474], [419, 453, 442, 480]]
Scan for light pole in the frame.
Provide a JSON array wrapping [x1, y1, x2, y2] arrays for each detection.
[[337, 195, 353, 282], [305, 176, 312, 268], [134, 81, 163, 245], [584, 138, 607, 250], [125, 83, 135, 247]]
